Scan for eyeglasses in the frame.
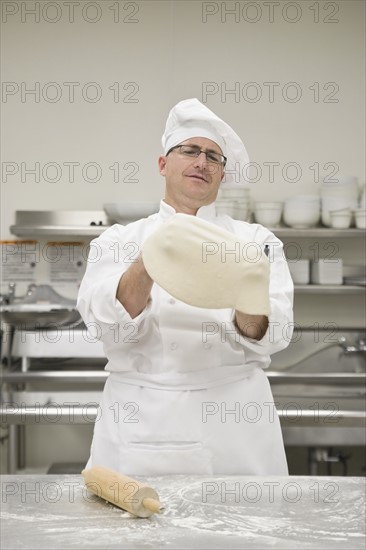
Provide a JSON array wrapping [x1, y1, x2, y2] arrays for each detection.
[[166, 144, 227, 166]]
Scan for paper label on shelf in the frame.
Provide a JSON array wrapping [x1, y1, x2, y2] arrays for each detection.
[[0, 240, 38, 282], [46, 241, 86, 284]]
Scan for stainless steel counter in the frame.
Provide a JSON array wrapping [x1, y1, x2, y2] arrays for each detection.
[[1, 474, 365, 549]]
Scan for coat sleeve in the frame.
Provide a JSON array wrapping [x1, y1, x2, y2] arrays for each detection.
[[76, 224, 153, 338], [228, 224, 294, 356]]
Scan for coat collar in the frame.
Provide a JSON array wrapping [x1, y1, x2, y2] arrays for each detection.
[[158, 199, 217, 222]]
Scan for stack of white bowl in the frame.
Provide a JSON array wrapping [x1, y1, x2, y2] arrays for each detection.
[[283, 195, 321, 228], [216, 187, 251, 221], [321, 176, 359, 226], [254, 202, 283, 227]]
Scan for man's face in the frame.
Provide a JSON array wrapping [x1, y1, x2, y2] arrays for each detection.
[[158, 137, 225, 214]]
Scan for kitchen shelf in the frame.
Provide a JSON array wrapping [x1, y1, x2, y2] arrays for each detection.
[[2, 370, 364, 386], [271, 227, 365, 238], [294, 284, 365, 294], [9, 224, 110, 237], [10, 223, 366, 238]]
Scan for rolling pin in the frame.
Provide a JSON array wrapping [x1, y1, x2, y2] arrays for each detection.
[[81, 466, 164, 518]]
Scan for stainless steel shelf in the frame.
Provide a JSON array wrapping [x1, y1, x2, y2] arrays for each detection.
[[272, 227, 365, 238], [266, 372, 366, 385], [1, 403, 364, 427], [9, 223, 366, 239], [1, 371, 108, 384], [2, 370, 364, 386], [294, 284, 365, 294], [10, 225, 111, 237]]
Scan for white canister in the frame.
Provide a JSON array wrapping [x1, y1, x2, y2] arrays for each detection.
[[311, 259, 343, 285], [288, 259, 310, 284]]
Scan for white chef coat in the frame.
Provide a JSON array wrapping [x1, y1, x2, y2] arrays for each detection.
[[77, 200, 294, 476]]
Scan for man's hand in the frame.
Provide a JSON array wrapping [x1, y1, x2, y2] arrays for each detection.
[[116, 254, 154, 319], [234, 311, 269, 341]]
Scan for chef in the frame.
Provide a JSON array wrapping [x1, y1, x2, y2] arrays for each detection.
[[77, 98, 294, 476]]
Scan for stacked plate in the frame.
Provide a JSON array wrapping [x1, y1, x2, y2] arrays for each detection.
[[216, 187, 251, 221], [321, 176, 359, 226]]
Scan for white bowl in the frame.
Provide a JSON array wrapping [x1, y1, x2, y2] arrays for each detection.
[[321, 197, 358, 226], [104, 202, 159, 223], [354, 209, 366, 229], [215, 199, 237, 217], [255, 201, 283, 210], [286, 195, 320, 203], [219, 187, 251, 199], [254, 207, 283, 227], [329, 209, 352, 229], [283, 197, 320, 228]]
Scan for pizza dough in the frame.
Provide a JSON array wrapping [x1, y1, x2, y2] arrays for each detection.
[[141, 214, 270, 315]]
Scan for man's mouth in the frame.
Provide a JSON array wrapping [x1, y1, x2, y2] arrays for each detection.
[[187, 173, 208, 183]]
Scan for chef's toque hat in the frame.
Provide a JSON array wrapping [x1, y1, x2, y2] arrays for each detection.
[[161, 98, 250, 187]]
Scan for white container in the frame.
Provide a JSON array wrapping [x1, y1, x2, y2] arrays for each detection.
[[283, 196, 320, 228], [219, 187, 251, 199], [288, 259, 310, 284], [311, 259, 343, 285], [321, 197, 358, 226], [215, 199, 237, 217], [254, 202, 283, 227], [354, 209, 366, 229], [329, 208, 352, 229]]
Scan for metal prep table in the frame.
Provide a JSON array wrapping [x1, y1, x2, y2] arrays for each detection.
[[1, 474, 365, 549]]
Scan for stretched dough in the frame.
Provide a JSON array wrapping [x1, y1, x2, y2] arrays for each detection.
[[141, 214, 270, 315]]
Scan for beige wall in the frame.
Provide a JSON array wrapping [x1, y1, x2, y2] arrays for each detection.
[[2, 0, 365, 238]]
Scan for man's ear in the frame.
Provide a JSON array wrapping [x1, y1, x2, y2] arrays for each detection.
[[158, 155, 167, 176]]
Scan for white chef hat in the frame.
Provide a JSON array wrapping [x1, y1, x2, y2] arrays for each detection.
[[161, 98, 250, 187]]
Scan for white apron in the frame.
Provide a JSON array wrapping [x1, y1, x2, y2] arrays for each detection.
[[86, 368, 288, 476]]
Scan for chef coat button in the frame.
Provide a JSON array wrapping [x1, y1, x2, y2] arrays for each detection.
[[168, 298, 176, 304], [170, 342, 178, 350], [203, 343, 212, 350]]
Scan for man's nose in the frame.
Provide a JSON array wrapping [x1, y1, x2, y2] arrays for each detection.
[[193, 152, 208, 167]]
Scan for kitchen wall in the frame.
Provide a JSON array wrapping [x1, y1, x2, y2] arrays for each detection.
[[2, 0, 365, 230], [2, 0, 365, 316]]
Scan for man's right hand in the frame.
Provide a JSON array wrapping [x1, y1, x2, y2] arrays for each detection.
[[116, 254, 154, 319]]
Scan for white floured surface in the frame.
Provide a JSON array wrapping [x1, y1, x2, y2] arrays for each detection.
[[1, 475, 365, 549]]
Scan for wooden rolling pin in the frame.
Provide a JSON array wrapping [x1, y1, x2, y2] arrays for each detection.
[[81, 466, 164, 518]]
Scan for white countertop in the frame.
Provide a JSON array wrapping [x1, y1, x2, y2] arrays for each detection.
[[1, 474, 365, 549]]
